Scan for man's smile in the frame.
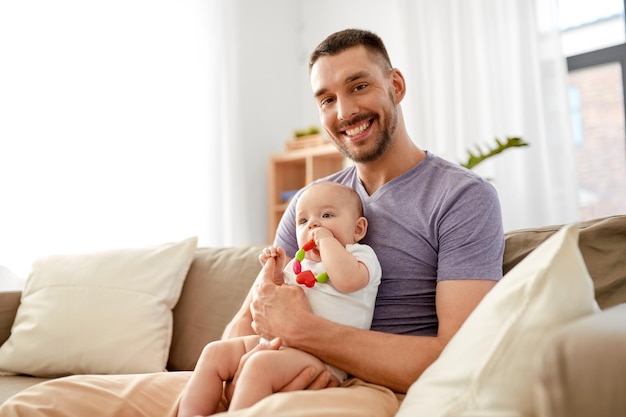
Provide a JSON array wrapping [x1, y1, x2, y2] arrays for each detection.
[[344, 120, 371, 137]]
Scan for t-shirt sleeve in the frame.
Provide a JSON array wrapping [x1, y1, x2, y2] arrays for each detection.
[[273, 191, 301, 258], [436, 179, 504, 282]]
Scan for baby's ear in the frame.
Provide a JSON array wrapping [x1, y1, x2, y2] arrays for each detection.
[[354, 217, 368, 242]]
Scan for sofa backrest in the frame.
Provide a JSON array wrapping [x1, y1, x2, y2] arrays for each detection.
[[503, 214, 626, 310], [1, 216, 623, 372], [167, 245, 264, 371], [0, 292, 20, 348]]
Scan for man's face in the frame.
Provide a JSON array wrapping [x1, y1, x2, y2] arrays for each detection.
[[310, 45, 398, 163]]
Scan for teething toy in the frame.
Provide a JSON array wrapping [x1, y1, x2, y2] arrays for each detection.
[[293, 240, 327, 287]]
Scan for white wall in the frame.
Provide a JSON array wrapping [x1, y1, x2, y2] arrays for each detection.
[[225, 0, 302, 244], [0, 0, 304, 279], [0, 0, 576, 280], [0, 1, 219, 278]]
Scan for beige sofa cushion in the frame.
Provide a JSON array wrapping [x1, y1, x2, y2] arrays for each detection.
[[504, 214, 626, 309], [0, 237, 197, 377], [167, 245, 264, 371], [0, 291, 19, 347], [535, 303, 626, 417], [397, 224, 599, 416]]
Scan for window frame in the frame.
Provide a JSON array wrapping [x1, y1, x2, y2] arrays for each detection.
[[565, 0, 626, 138]]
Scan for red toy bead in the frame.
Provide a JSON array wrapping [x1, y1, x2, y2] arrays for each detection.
[[302, 239, 316, 251], [296, 270, 315, 287], [293, 240, 326, 287]]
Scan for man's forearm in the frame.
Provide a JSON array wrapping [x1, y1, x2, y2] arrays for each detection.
[[221, 288, 255, 339], [287, 279, 496, 392], [286, 313, 444, 393], [222, 315, 254, 340]]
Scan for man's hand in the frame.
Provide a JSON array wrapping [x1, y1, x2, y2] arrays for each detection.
[[228, 336, 283, 396], [258, 246, 287, 286], [280, 367, 340, 391], [227, 336, 338, 401], [246, 252, 340, 391], [251, 256, 313, 344]]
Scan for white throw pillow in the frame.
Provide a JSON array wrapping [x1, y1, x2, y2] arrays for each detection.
[[396, 224, 599, 417], [0, 237, 197, 377]]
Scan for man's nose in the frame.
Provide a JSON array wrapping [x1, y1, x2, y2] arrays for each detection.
[[337, 96, 358, 121]]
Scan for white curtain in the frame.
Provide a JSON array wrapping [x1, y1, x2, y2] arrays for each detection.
[[0, 0, 237, 281], [393, 0, 579, 231]]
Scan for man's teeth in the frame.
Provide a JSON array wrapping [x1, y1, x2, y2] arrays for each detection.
[[346, 121, 370, 136]]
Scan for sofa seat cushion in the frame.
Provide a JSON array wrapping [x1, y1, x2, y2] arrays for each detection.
[[0, 376, 50, 406]]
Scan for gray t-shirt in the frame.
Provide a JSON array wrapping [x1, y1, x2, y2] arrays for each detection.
[[274, 151, 504, 336]]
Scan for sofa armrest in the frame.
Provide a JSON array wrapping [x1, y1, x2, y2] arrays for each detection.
[[534, 303, 626, 417], [0, 291, 20, 345]]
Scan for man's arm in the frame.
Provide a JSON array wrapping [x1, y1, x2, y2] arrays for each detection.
[[222, 247, 290, 339], [221, 274, 257, 339], [251, 266, 496, 393], [221, 258, 340, 390]]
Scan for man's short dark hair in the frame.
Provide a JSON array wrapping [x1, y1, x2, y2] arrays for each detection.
[[309, 28, 392, 72]]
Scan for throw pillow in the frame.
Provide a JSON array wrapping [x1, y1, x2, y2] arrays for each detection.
[[0, 236, 197, 377], [396, 223, 599, 417]]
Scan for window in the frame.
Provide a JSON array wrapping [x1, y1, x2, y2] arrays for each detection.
[[560, 0, 626, 219]]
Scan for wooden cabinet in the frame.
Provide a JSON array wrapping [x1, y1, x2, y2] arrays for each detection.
[[267, 143, 348, 243]]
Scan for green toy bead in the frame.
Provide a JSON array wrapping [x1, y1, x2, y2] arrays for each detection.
[[316, 272, 329, 283], [293, 242, 328, 287]]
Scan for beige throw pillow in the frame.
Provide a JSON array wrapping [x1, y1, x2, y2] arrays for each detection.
[[0, 237, 197, 377], [396, 223, 599, 417]]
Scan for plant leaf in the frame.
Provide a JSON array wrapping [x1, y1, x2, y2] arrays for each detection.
[[460, 137, 529, 170]]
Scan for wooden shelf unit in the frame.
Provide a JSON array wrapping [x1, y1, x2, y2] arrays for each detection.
[[267, 143, 348, 243]]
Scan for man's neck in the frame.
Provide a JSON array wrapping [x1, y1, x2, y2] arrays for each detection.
[[357, 135, 425, 196]]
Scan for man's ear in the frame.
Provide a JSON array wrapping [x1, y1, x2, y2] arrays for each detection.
[[390, 68, 406, 103], [354, 217, 368, 242]]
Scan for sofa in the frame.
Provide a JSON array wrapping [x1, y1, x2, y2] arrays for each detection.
[[0, 215, 624, 416]]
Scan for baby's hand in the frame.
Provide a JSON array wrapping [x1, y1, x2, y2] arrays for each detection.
[[258, 247, 274, 266], [259, 246, 287, 285], [259, 246, 282, 265], [310, 227, 334, 246]]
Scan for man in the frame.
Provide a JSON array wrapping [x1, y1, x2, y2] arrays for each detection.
[[221, 28, 504, 416]]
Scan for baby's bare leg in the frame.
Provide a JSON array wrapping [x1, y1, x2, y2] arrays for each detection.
[[177, 335, 260, 417], [229, 347, 327, 411]]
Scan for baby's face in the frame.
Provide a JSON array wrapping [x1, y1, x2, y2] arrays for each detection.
[[295, 182, 363, 253]]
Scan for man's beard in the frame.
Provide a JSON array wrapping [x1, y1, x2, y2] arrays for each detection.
[[333, 103, 398, 163]]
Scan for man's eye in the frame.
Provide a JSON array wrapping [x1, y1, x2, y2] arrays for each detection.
[[354, 83, 367, 92], [320, 97, 334, 107]]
